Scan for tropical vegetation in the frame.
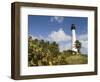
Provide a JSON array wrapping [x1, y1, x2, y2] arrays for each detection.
[[28, 35, 87, 66]]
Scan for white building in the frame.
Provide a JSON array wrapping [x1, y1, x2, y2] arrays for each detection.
[[71, 24, 77, 52]]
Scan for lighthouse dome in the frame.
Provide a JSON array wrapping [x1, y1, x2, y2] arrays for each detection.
[[71, 24, 76, 30]]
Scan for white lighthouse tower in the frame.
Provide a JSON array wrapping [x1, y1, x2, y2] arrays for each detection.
[[71, 24, 77, 52]]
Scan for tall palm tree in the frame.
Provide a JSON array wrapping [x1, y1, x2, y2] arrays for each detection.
[[75, 40, 81, 53]]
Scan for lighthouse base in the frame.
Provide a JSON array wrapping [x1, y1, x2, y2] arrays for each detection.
[[72, 48, 77, 52], [72, 48, 78, 54]]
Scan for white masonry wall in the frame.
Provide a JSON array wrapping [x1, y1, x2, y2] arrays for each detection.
[[72, 29, 77, 52]]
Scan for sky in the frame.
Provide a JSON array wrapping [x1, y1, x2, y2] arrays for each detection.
[[28, 15, 88, 54]]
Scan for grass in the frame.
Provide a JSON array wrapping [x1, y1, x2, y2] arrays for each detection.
[[65, 54, 88, 64]]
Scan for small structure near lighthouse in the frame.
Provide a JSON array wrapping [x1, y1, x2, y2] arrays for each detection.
[[71, 24, 78, 52]]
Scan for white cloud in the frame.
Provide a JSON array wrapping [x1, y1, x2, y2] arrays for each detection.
[[78, 34, 88, 49], [81, 47, 88, 54], [59, 44, 68, 52], [78, 34, 88, 42], [77, 34, 88, 54], [59, 42, 71, 52], [48, 28, 71, 42], [28, 34, 38, 40], [80, 41, 88, 54], [50, 16, 64, 23]]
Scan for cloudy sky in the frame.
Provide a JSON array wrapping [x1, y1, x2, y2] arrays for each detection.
[[28, 15, 88, 54]]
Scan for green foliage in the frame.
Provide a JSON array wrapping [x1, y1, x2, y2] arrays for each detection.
[[75, 40, 81, 53], [28, 36, 87, 66]]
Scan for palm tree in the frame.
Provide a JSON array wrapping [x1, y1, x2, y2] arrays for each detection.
[[75, 40, 81, 53]]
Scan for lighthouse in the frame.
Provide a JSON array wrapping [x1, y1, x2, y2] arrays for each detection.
[[71, 24, 77, 52]]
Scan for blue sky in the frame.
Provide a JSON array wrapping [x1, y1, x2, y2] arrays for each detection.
[[28, 15, 88, 54]]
